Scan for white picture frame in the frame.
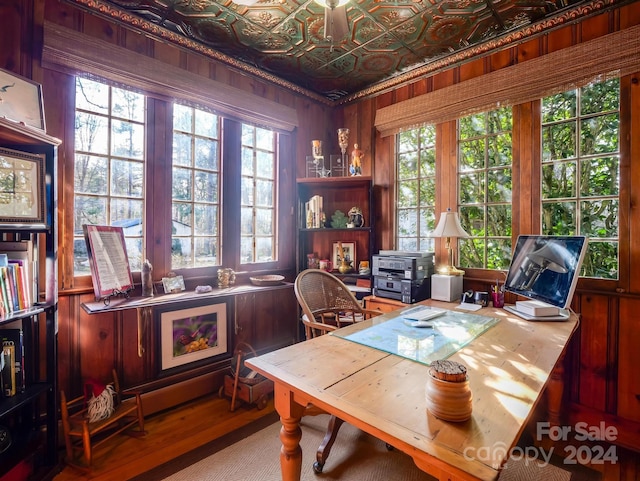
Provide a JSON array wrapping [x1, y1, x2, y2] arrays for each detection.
[[332, 241, 356, 268], [159, 301, 229, 371]]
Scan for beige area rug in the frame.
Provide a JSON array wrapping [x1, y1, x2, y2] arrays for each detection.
[[135, 413, 589, 481]]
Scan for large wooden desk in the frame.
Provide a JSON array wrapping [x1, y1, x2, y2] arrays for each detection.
[[246, 301, 579, 481]]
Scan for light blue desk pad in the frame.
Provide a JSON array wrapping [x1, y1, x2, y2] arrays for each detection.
[[331, 307, 500, 365]]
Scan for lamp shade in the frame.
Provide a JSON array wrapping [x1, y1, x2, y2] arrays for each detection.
[[431, 210, 469, 239]]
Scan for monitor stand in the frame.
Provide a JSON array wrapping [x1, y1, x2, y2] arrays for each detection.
[[503, 305, 571, 321]]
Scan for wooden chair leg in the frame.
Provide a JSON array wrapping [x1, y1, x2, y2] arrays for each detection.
[[135, 394, 145, 432], [82, 423, 92, 468], [313, 415, 345, 474]]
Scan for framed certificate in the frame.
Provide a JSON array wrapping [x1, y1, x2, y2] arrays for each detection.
[[83, 225, 134, 301]]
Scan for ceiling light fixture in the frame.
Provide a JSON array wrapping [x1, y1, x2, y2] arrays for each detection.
[[313, 0, 349, 9], [313, 0, 349, 46], [232, 0, 260, 6]]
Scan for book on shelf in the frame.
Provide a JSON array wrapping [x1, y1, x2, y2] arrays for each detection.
[[0, 241, 35, 314], [0, 266, 10, 317], [304, 195, 324, 228], [0, 329, 24, 396]]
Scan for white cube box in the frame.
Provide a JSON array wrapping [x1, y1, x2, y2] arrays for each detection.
[[431, 274, 464, 302]]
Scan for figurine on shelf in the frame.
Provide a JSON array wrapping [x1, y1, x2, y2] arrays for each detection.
[[350, 143, 363, 176], [141, 259, 153, 297], [348, 206, 365, 228], [311, 140, 323, 163], [337, 128, 349, 163]]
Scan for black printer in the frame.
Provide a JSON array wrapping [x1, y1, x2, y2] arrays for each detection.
[[372, 251, 435, 303]]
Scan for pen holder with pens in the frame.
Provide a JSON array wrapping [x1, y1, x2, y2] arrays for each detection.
[[491, 290, 505, 308]]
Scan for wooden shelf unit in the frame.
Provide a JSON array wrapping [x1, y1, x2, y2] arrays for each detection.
[[296, 176, 374, 281], [0, 118, 60, 479]]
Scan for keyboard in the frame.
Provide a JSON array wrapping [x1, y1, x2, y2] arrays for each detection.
[[403, 307, 447, 322]]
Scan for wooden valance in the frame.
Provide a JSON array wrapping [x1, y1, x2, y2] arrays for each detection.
[[42, 22, 298, 133], [375, 24, 640, 137]]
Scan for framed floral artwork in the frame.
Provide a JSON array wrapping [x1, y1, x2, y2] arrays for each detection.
[[158, 300, 230, 372]]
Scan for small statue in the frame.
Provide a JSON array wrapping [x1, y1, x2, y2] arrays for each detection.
[[350, 143, 363, 176], [141, 259, 153, 297], [348, 206, 365, 228]]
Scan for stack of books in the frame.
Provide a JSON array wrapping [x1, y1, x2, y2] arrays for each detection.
[[0, 241, 36, 317], [304, 195, 324, 228]]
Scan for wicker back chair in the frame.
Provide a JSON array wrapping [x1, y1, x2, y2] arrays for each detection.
[[293, 269, 383, 473], [294, 269, 381, 340]]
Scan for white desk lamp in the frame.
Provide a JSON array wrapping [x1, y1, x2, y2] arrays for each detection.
[[430, 209, 470, 301], [431, 208, 470, 275]]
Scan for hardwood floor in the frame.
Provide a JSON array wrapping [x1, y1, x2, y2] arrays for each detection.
[[53, 394, 276, 481], [50, 391, 639, 481]]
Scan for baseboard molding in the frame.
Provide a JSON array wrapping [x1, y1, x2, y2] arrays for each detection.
[[140, 370, 224, 416]]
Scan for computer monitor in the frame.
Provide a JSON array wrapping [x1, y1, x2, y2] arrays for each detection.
[[504, 235, 588, 319]]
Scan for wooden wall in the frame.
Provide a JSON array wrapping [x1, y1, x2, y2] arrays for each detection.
[[0, 0, 330, 414], [336, 4, 640, 478], [2, 0, 640, 476]]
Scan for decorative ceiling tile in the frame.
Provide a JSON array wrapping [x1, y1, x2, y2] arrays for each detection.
[[65, 0, 628, 102]]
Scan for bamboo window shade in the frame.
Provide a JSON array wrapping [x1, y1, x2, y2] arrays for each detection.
[[41, 22, 298, 133], [375, 24, 640, 137]]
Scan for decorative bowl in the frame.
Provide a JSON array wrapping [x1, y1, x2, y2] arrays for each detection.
[[249, 274, 285, 286]]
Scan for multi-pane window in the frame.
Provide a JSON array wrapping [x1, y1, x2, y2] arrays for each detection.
[[541, 78, 620, 279], [73, 78, 146, 275], [171, 104, 221, 269], [458, 107, 513, 270], [396, 125, 437, 252], [240, 124, 277, 264]]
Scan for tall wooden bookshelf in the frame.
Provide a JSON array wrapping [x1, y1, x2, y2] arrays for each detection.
[[0, 118, 60, 479]]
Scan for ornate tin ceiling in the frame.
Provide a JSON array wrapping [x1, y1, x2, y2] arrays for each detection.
[[66, 0, 623, 102]]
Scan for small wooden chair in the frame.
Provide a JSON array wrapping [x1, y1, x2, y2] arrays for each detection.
[[60, 368, 146, 470], [294, 269, 382, 473]]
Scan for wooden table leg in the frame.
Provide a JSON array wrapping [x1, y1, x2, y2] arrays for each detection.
[[279, 415, 303, 481], [547, 350, 566, 427], [273, 383, 306, 481]]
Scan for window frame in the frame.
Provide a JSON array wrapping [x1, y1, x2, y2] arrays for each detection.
[[391, 75, 632, 294], [394, 125, 438, 252], [64, 78, 291, 291], [170, 103, 222, 271], [457, 106, 513, 272]]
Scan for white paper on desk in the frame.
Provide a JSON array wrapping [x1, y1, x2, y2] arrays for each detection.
[[456, 303, 483, 312]]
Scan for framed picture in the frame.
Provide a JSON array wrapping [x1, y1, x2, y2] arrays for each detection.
[[162, 275, 185, 294], [0, 68, 46, 131], [0, 147, 46, 226], [159, 300, 230, 372], [332, 241, 356, 268], [83, 225, 134, 301]]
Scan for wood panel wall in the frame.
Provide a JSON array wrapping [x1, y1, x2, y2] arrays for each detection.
[[0, 0, 326, 413], [2, 0, 640, 476], [335, 4, 640, 477]]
